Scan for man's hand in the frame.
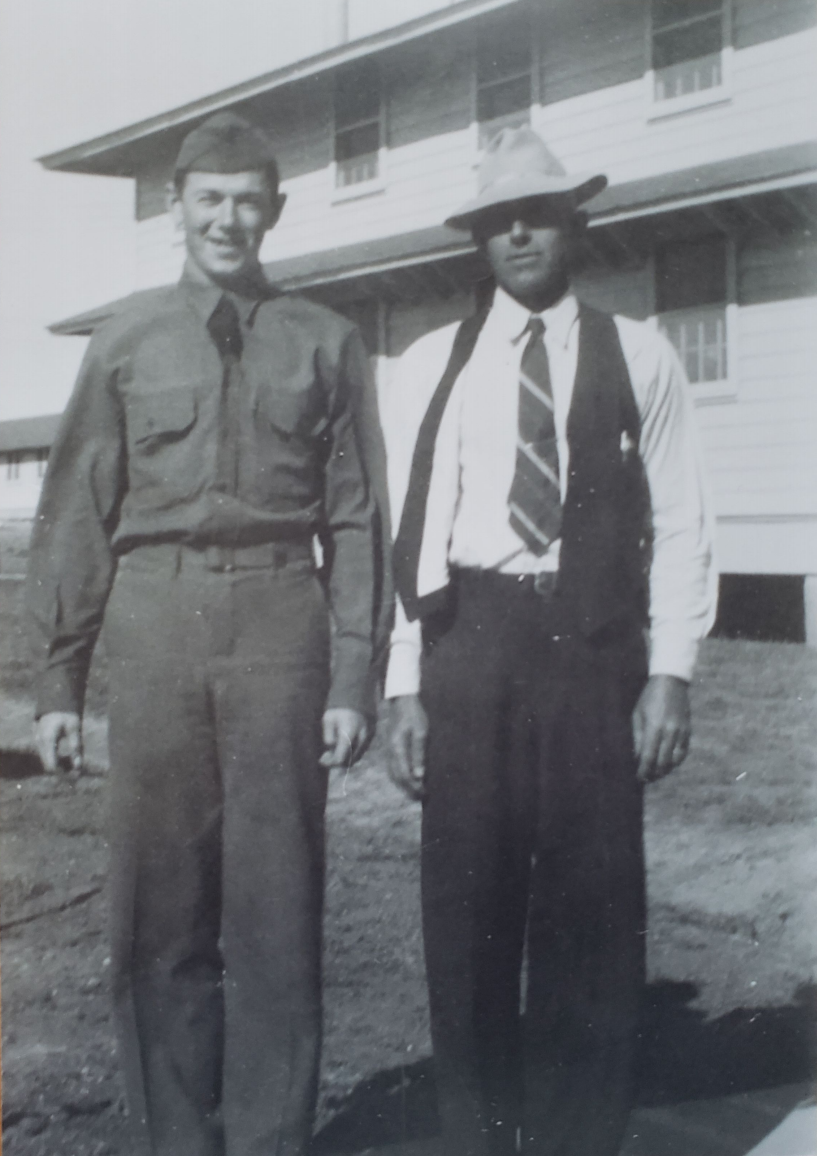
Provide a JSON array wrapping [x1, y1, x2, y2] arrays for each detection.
[[320, 708, 369, 769], [386, 694, 428, 800], [34, 711, 83, 775], [632, 674, 691, 783]]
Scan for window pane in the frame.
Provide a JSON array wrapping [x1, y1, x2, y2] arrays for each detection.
[[335, 60, 380, 130], [335, 121, 379, 163], [477, 18, 531, 86], [659, 305, 728, 383], [654, 52, 721, 98], [477, 74, 531, 124], [654, 16, 722, 69], [335, 123, 379, 186], [653, 0, 721, 32], [656, 237, 726, 312]]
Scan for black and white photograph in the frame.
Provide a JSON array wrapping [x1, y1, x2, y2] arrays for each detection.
[[0, 2, 815, 1154]]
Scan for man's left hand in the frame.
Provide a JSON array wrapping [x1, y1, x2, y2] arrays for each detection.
[[632, 674, 691, 783], [320, 708, 369, 768]]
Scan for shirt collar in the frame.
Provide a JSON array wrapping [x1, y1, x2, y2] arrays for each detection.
[[180, 261, 276, 327], [492, 284, 580, 351]]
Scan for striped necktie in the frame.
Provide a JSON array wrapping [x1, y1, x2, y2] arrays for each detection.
[[507, 316, 561, 555]]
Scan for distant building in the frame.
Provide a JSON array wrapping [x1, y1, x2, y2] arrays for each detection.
[[34, 0, 817, 637], [0, 415, 60, 516]]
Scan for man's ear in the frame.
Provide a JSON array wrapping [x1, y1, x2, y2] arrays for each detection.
[[266, 191, 287, 232]]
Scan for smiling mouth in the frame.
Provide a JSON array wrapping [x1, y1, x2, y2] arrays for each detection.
[[208, 237, 243, 254]]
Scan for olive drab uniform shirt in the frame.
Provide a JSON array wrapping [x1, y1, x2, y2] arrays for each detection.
[[27, 271, 389, 721]]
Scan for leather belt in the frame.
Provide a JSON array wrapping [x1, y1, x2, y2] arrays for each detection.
[[454, 567, 559, 599], [120, 540, 315, 574]]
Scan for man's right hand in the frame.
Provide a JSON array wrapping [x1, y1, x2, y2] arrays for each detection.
[[386, 695, 428, 800], [34, 712, 83, 774]]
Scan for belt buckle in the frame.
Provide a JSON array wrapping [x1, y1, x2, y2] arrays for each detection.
[[533, 571, 556, 598], [205, 545, 234, 572]]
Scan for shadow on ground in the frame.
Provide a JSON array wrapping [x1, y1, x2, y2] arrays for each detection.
[[0, 750, 43, 780], [312, 981, 817, 1154]]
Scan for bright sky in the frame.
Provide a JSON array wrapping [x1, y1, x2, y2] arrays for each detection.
[[0, 0, 444, 420]]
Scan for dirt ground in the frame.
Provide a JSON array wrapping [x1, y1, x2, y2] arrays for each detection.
[[1, 552, 816, 1154]]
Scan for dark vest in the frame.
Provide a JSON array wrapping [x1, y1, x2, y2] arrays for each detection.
[[393, 300, 651, 639]]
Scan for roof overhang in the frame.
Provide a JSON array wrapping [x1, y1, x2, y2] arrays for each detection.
[[0, 414, 63, 453], [50, 144, 817, 336], [38, 0, 523, 178]]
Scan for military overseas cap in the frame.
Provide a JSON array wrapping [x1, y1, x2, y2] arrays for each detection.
[[445, 126, 607, 231], [174, 111, 280, 186]]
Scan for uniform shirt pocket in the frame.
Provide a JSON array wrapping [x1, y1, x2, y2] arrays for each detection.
[[124, 386, 206, 511], [262, 384, 329, 441], [128, 388, 197, 451]]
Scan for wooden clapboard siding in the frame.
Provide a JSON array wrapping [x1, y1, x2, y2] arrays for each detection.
[[538, 29, 816, 186], [740, 234, 817, 305], [734, 0, 817, 49], [134, 213, 184, 290], [696, 281, 817, 520], [387, 27, 473, 148], [539, 0, 644, 106]]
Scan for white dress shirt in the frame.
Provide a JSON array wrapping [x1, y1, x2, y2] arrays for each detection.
[[383, 287, 716, 698]]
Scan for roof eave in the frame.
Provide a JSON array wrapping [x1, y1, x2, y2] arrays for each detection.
[[38, 0, 522, 177]]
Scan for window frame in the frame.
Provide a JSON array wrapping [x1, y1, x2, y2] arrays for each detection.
[[649, 232, 738, 406], [471, 10, 539, 160], [331, 58, 387, 203], [645, 0, 733, 121]]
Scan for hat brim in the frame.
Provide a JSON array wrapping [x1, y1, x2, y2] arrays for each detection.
[[444, 172, 608, 231]]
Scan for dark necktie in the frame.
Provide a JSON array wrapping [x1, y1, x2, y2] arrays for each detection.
[[207, 295, 244, 497], [507, 316, 561, 555], [207, 294, 244, 362]]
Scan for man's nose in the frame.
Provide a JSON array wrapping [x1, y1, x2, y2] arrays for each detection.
[[509, 219, 531, 245], [215, 198, 238, 228]]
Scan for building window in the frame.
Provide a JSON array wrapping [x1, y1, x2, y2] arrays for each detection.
[[657, 236, 728, 384], [5, 452, 22, 481], [334, 58, 381, 189], [36, 448, 49, 477], [476, 15, 532, 150], [651, 0, 725, 102]]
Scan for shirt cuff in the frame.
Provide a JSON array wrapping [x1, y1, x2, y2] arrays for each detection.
[[384, 637, 422, 698], [35, 664, 86, 720], [648, 630, 700, 683], [326, 636, 376, 718]]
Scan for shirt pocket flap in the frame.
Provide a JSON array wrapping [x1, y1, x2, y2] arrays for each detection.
[[129, 389, 197, 445], [264, 387, 328, 438]]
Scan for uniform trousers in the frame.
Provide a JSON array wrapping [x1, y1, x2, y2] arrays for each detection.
[[419, 569, 647, 1156], [103, 543, 330, 1156]]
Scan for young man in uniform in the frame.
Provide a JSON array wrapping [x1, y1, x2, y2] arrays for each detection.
[[384, 127, 715, 1156], [28, 112, 388, 1156]]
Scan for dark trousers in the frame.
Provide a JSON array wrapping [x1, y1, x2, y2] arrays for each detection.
[[103, 545, 330, 1156], [419, 570, 647, 1156]]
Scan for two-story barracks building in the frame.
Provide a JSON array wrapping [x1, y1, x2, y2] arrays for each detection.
[[35, 0, 817, 638]]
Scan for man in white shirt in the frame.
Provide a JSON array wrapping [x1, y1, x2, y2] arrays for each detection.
[[382, 127, 715, 1156]]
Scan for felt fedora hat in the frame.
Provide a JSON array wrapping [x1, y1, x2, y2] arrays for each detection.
[[444, 126, 607, 231]]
